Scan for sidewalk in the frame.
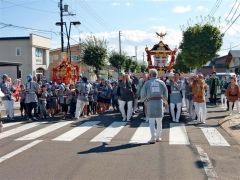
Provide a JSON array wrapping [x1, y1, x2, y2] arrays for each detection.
[[219, 113, 240, 144], [0, 101, 20, 117]]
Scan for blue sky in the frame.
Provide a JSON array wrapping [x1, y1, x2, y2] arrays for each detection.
[[0, 0, 240, 62]]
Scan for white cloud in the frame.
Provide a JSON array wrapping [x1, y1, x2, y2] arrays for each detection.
[[125, 2, 132, 6], [172, 5, 192, 14], [111, 2, 120, 6], [71, 26, 182, 63], [196, 5, 207, 12], [111, 2, 132, 7]]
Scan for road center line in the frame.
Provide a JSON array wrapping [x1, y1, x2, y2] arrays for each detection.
[[0, 140, 43, 163], [195, 145, 218, 179]]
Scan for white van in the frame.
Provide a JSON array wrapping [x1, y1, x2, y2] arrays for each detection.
[[216, 72, 236, 81]]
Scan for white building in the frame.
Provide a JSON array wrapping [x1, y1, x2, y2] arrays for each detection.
[[0, 34, 51, 81]]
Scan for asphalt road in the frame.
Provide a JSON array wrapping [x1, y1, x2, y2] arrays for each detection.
[[0, 105, 239, 180]]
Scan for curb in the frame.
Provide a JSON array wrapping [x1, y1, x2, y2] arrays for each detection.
[[218, 114, 240, 145]]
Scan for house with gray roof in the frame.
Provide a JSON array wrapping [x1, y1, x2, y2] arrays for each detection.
[[226, 50, 240, 74]]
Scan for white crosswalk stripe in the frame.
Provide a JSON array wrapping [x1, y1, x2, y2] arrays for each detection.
[[0, 122, 43, 140], [129, 122, 151, 144], [53, 121, 100, 142], [220, 106, 237, 110], [0, 120, 231, 147], [2, 122, 22, 129], [0, 140, 43, 164], [200, 127, 230, 146], [91, 121, 127, 143], [16, 121, 73, 141], [169, 123, 190, 145]]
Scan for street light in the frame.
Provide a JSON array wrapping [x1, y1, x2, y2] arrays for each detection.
[[56, 21, 81, 62]]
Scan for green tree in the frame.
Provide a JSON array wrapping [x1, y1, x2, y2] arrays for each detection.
[[108, 51, 127, 73], [174, 52, 190, 73], [180, 23, 223, 68], [140, 64, 147, 73], [135, 64, 141, 73], [82, 36, 108, 75], [130, 61, 138, 73], [124, 58, 132, 72]]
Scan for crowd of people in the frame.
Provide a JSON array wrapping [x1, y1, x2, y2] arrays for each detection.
[[1, 70, 240, 143]]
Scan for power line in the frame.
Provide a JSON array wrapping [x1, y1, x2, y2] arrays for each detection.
[[67, 6, 97, 33], [76, 0, 113, 31], [208, 0, 222, 17], [225, 0, 238, 21], [223, 12, 240, 34], [1, 0, 58, 13], [219, 42, 240, 51], [0, 22, 58, 35], [0, 0, 41, 10], [81, 0, 112, 30], [224, 1, 240, 27], [0, 21, 80, 45]]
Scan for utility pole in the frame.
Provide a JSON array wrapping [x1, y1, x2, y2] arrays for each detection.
[[59, 0, 64, 52], [135, 46, 138, 61], [119, 31, 122, 55], [142, 52, 145, 64]]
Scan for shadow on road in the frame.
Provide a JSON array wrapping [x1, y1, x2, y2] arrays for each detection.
[[77, 142, 144, 154], [207, 115, 227, 120], [230, 124, 240, 130], [195, 160, 204, 169]]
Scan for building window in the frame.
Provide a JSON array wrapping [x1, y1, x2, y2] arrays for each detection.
[[16, 48, 21, 56], [71, 55, 80, 62], [35, 48, 43, 64], [36, 68, 44, 82]]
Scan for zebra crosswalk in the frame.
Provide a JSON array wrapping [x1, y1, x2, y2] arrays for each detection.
[[0, 120, 232, 147], [0, 120, 233, 164]]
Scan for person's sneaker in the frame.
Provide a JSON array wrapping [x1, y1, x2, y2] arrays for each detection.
[[127, 118, 131, 121], [156, 138, 162, 142], [194, 121, 200, 125], [32, 117, 38, 121], [74, 117, 79, 120], [83, 115, 87, 118], [122, 118, 126, 121], [148, 138, 156, 144]]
